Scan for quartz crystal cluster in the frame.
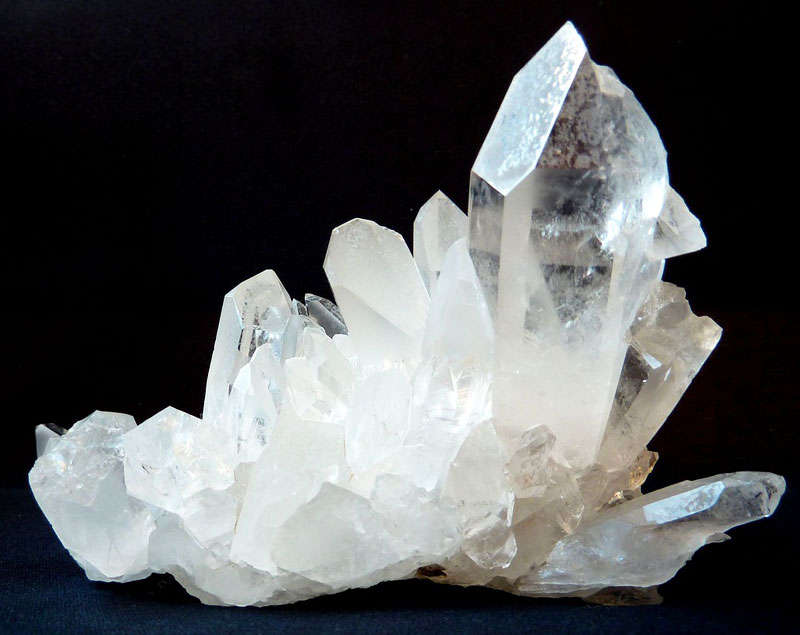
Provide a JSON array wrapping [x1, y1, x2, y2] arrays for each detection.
[[30, 22, 784, 606]]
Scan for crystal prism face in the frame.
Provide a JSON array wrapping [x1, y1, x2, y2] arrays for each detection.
[[30, 22, 783, 608]]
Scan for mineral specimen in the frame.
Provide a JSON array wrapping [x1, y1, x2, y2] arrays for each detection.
[[30, 22, 784, 607]]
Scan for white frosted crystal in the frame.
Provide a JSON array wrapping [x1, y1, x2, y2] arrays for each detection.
[[423, 238, 494, 362], [30, 412, 159, 582], [123, 406, 236, 514], [324, 218, 430, 367], [30, 21, 784, 608], [413, 191, 468, 296]]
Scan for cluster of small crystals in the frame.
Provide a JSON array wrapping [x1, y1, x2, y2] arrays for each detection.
[[30, 22, 784, 606]]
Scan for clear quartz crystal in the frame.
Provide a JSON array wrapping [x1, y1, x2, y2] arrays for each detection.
[[324, 218, 430, 368], [413, 191, 468, 296], [30, 21, 783, 607], [304, 293, 348, 336], [513, 472, 785, 597], [30, 412, 158, 582], [469, 22, 667, 469], [648, 187, 707, 261], [597, 281, 722, 470]]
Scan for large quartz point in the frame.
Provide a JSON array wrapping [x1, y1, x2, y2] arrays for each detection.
[[30, 22, 783, 608], [513, 472, 785, 597], [469, 21, 668, 468]]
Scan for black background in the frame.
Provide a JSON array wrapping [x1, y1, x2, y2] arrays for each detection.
[[1, 1, 796, 632]]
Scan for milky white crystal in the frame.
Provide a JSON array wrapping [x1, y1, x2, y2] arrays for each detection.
[[413, 191, 468, 296], [30, 21, 784, 607]]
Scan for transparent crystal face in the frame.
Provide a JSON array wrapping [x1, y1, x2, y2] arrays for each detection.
[[29, 21, 782, 607]]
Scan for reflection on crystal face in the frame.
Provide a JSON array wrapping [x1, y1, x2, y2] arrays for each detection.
[[30, 21, 783, 607]]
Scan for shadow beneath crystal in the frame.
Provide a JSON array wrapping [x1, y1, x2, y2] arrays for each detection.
[[96, 574, 588, 612]]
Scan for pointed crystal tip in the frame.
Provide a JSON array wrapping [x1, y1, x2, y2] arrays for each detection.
[[472, 21, 587, 194]]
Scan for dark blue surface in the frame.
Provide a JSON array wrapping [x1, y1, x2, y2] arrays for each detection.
[[2, 486, 792, 634]]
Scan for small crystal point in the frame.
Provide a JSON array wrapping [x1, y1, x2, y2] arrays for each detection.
[[304, 293, 348, 336], [648, 187, 707, 261], [35, 422, 65, 457], [292, 298, 309, 317], [598, 282, 722, 470], [423, 238, 493, 362], [413, 191, 468, 296], [204, 269, 292, 426]]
